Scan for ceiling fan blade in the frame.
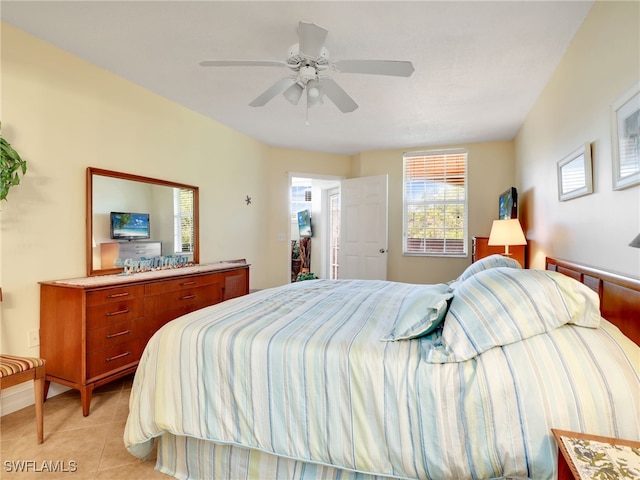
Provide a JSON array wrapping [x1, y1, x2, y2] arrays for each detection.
[[297, 21, 328, 58], [200, 60, 286, 68], [319, 78, 358, 113], [333, 60, 415, 77], [249, 77, 297, 107]]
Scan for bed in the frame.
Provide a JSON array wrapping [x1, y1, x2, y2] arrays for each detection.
[[124, 256, 640, 480]]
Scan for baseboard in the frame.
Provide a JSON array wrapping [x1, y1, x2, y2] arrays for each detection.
[[0, 381, 69, 416]]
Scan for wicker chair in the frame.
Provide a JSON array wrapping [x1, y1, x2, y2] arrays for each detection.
[[0, 354, 46, 443]]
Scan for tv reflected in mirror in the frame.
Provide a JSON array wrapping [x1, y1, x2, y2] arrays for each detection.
[[110, 212, 150, 240]]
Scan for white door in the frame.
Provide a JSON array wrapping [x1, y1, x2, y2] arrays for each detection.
[[338, 175, 388, 280]]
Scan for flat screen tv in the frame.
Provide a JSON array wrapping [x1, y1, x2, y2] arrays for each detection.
[[110, 212, 150, 240], [498, 187, 518, 219], [297, 209, 312, 237]]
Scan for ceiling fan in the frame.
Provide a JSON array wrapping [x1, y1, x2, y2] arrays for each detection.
[[199, 21, 414, 113]]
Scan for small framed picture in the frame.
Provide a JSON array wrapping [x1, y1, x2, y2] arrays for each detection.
[[557, 143, 593, 201], [611, 83, 640, 190]]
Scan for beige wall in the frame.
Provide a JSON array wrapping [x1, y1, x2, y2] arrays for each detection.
[[515, 1, 640, 275], [3, 0, 638, 400], [264, 148, 352, 287], [0, 24, 351, 358], [354, 141, 516, 284]]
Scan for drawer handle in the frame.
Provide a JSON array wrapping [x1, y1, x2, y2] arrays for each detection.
[[106, 308, 131, 317], [106, 329, 132, 339], [180, 281, 197, 286], [180, 294, 196, 301], [106, 292, 130, 299], [106, 351, 131, 362]]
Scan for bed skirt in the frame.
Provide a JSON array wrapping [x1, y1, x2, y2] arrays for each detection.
[[154, 435, 535, 480], [155, 434, 396, 480]]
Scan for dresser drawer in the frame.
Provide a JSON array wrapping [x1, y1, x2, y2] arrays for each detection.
[[145, 284, 220, 311], [87, 299, 143, 330], [87, 338, 144, 379], [144, 273, 220, 296], [118, 242, 161, 259], [87, 319, 140, 353], [87, 285, 144, 307], [144, 298, 218, 341]]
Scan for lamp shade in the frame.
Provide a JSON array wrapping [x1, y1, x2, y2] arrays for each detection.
[[629, 233, 640, 248], [488, 219, 526, 255]]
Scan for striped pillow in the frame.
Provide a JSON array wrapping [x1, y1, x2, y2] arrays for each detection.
[[449, 254, 522, 289], [427, 268, 600, 363]]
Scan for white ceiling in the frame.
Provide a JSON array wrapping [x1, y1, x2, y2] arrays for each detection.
[[2, 1, 593, 155]]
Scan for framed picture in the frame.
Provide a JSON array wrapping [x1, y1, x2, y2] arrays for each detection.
[[611, 83, 640, 190], [557, 143, 593, 201]]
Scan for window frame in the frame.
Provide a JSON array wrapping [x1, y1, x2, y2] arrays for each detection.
[[402, 148, 468, 257], [173, 187, 194, 254]]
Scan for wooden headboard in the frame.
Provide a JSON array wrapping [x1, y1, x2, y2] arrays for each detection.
[[546, 257, 640, 346]]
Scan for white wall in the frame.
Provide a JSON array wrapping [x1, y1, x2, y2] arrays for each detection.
[[515, 1, 640, 275]]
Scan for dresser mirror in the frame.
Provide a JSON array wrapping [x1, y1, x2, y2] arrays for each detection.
[[86, 167, 199, 276]]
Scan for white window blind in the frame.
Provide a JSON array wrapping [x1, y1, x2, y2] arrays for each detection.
[[174, 188, 194, 253], [290, 179, 313, 222], [403, 150, 467, 256]]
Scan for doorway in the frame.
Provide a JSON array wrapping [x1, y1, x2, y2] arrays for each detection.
[[289, 174, 341, 281]]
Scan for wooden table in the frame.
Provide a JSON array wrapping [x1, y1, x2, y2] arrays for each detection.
[[552, 429, 640, 480]]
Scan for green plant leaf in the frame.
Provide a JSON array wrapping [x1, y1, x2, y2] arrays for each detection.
[[0, 125, 28, 201]]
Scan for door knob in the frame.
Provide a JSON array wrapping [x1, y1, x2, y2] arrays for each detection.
[[379, 248, 388, 253]]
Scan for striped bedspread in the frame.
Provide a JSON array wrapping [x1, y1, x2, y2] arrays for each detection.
[[124, 279, 640, 480]]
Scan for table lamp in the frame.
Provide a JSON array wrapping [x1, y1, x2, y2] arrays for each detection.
[[488, 219, 527, 256]]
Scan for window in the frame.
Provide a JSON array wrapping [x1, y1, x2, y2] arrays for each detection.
[[403, 150, 467, 256], [174, 188, 194, 253], [290, 178, 313, 221]]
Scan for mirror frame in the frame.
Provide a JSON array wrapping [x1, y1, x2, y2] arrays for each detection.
[[86, 167, 200, 276]]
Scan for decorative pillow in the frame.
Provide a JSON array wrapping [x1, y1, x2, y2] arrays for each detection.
[[381, 285, 453, 341], [427, 268, 600, 363], [449, 254, 522, 289]]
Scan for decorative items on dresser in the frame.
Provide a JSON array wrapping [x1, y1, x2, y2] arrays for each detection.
[[39, 260, 249, 416], [472, 236, 527, 268], [100, 241, 161, 270]]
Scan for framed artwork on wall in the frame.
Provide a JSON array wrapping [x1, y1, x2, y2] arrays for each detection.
[[557, 143, 593, 201], [611, 83, 640, 190]]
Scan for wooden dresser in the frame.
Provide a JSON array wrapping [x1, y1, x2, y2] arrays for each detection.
[[40, 261, 249, 416], [472, 236, 527, 268]]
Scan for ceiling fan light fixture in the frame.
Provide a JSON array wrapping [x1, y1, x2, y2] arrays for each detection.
[[306, 79, 324, 108], [307, 96, 324, 109], [283, 82, 304, 105], [200, 20, 413, 115]]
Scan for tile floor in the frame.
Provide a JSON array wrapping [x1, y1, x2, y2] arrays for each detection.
[[1, 375, 168, 479]]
